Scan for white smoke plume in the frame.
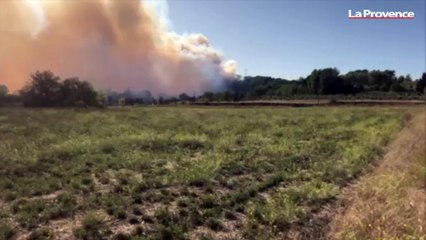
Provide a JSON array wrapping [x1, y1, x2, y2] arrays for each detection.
[[0, 0, 237, 94]]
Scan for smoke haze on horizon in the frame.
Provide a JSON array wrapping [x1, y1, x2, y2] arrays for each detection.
[[0, 0, 237, 94]]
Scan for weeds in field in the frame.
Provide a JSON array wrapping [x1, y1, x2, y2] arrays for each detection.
[[0, 107, 405, 238]]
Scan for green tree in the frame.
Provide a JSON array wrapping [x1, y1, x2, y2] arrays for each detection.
[[390, 83, 405, 92], [60, 78, 98, 107], [20, 71, 100, 107], [307, 68, 344, 94], [20, 71, 61, 107], [416, 73, 426, 94], [307, 69, 320, 94], [369, 70, 396, 91], [344, 70, 369, 89], [77, 81, 98, 107], [318, 68, 342, 94], [60, 78, 80, 106]]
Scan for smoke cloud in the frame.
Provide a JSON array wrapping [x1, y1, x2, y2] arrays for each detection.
[[0, 0, 237, 94]]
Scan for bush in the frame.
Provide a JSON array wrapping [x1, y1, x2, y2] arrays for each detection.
[[74, 213, 108, 240], [13, 199, 47, 229], [128, 217, 140, 225], [46, 192, 78, 219], [155, 208, 176, 227], [206, 218, 223, 231], [156, 224, 187, 240], [200, 195, 218, 209], [224, 210, 237, 220], [112, 233, 132, 240], [28, 228, 54, 240], [0, 221, 14, 240], [132, 206, 143, 216], [114, 208, 127, 220]]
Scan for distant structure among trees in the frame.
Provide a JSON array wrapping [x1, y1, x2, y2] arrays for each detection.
[[105, 88, 154, 106], [0, 85, 8, 96]]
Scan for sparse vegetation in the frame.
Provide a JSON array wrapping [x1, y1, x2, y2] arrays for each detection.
[[0, 106, 415, 238]]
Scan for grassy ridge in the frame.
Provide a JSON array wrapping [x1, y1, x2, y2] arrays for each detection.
[[0, 107, 404, 239]]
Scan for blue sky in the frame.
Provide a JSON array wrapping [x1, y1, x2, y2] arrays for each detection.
[[168, 0, 425, 79]]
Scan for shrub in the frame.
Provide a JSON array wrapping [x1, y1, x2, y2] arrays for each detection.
[[4, 192, 17, 202], [128, 217, 140, 225], [155, 208, 176, 227], [114, 208, 127, 220], [0, 221, 14, 240], [112, 233, 132, 240], [46, 192, 77, 219], [155, 224, 187, 240], [176, 198, 190, 208], [74, 213, 108, 240], [13, 199, 47, 229], [206, 218, 223, 231], [28, 228, 54, 240], [178, 206, 204, 228], [133, 225, 144, 236], [200, 195, 218, 209], [132, 207, 143, 216], [224, 210, 237, 220]]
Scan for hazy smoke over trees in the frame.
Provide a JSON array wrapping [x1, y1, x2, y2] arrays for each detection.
[[0, 0, 237, 94]]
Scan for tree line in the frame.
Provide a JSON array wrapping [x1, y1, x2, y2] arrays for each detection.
[[107, 68, 426, 105], [213, 68, 425, 101], [0, 68, 425, 107], [7, 71, 106, 107]]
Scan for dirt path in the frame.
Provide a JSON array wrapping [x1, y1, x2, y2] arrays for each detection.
[[328, 108, 426, 239]]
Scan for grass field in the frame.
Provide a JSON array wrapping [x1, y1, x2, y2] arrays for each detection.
[[0, 107, 407, 240]]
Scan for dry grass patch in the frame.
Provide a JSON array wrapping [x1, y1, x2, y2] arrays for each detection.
[[329, 109, 425, 240]]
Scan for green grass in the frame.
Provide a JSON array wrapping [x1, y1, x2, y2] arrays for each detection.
[[0, 107, 405, 239]]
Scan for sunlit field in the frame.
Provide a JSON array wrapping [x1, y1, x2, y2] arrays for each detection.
[[0, 107, 405, 239]]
